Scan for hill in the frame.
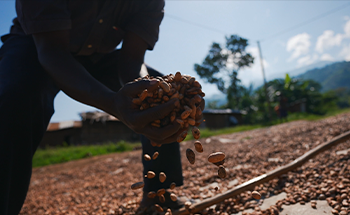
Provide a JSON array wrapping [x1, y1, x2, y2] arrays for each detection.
[[298, 61, 350, 92], [278, 61, 333, 79]]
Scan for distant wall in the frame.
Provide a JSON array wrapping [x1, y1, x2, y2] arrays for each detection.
[[80, 120, 139, 145], [39, 121, 140, 148], [203, 113, 243, 129]]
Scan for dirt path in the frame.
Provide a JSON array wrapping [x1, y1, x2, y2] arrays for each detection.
[[21, 113, 350, 215]]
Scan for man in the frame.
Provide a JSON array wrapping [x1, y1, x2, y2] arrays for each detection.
[[0, 1, 203, 214]]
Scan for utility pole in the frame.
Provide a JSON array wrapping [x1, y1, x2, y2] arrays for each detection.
[[257, 41, 272, 121]]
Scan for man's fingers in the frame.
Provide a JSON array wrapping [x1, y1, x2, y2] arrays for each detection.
[[122, 79, 159, 97], [135, 98, 179, 125], [156, 128, 188, 144], [147, 128, 188, 145], [142, 121, 182, 143]]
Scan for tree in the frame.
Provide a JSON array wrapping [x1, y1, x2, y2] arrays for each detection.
[[194, 35, 254, 109]]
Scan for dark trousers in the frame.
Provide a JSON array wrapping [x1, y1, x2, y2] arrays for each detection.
[[0, 34, 183, 215]]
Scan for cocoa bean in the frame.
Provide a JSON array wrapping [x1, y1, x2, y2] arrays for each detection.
[[159, 194, 165, 203], [170, 182, 176, 190], [154, 204, 163, 212], [170, 193, 177, 202], [152, 152, 159, 160], [147, 171, 155, 179], [252, 191, 262, 200], [157, 188, 166, 196], [148, 191, 156, 198], [139, 89, 148, 101], [177, 130, 188, 142], [159, 172, 166, 183], [159, 81, 170, 93], [130, 182, 144, 190], [144, 154, 151, 161], [218, 165, 227, 178], [186, 148, 195, 164], [194, 141, 203, 153], [208, 152, 226, 163], [192, 126, 200, 139]]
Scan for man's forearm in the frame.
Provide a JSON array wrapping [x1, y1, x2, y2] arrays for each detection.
[[39, 51, 117, 116]]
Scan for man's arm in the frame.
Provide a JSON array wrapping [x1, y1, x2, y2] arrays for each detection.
[[32, 30, 182, 144], [118, 31, 149, 85], [33, 30, 116, 115]]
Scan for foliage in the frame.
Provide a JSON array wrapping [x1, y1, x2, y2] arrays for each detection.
[[298, 61, 350, 92], [194, 35, 254, 109], [32, 141, 137, 167], [205, 73, 344, 125]]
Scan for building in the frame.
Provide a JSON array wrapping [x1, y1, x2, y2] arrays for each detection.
[[39, 111, 139, 148], [40, 108, 245, 147], [202, 109, 244, 129]]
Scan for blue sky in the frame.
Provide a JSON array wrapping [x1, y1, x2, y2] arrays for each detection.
[[1, 1, 349, 122]]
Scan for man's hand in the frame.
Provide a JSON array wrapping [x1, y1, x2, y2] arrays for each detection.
[[113, 79, 185, 144]]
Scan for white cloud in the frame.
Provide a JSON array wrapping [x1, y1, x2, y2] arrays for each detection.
[[315, 20, 350, 53], [344, 19, 350, 38], [297, 54, 318, 67], [340, 43, 350, 61], [286, 33, 311, 61], [315, 30, 343, 53], [320, 53, 334, 61]]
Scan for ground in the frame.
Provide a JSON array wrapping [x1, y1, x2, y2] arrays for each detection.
[[21, 112, 350, 215]]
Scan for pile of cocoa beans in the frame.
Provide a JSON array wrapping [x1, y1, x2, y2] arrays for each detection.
[[131, 71, 204, 145]]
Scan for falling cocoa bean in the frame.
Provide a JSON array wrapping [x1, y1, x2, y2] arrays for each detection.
[[170, 193, 177, 202], [194, 141, 203, 153], [144, 154, 151, 161], [177, 130, 188, 142], [218, 165, 227, 178], [208, 152, 226, 163], [152, 152, 159, 160], [186, 148, 195, 164], [159, 172, 166, 183], [147, 171, 156, 179], [130, 182, 144, 190], [157, 188, 166, 196], [192, 126, 200, 139], [154, 204, 163, 212], [159, 194, 165, 203], [147, 191, 156, 198], [170, 182, 176, 189]]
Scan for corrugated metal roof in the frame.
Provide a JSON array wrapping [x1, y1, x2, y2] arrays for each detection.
[[202, 108, 244, 115], [79, 111, 119, 122], [47, 121, 82, 131]]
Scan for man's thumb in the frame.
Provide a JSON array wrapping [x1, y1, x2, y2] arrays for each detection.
[[123, 79, 159, 96]]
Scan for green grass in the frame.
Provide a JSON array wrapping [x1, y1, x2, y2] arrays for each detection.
[[32, 141, 137, 168], [33, 108, 350, 168], [273, 108, 350, 124], [185, 108, 350, 141], [184, 124, 263, 141]]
